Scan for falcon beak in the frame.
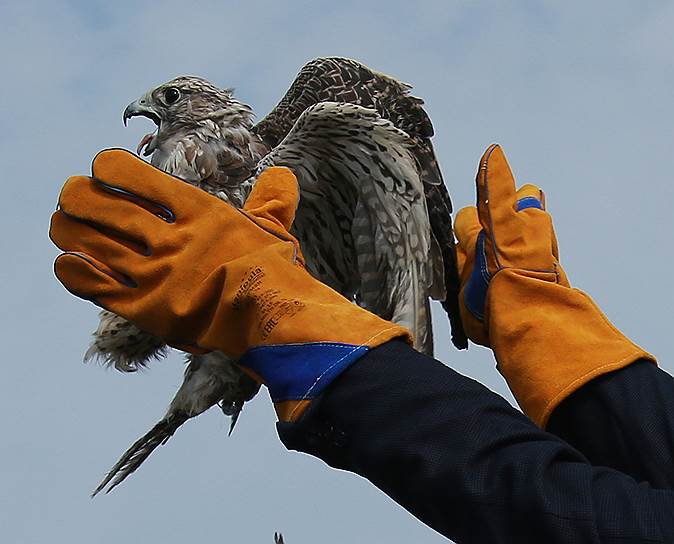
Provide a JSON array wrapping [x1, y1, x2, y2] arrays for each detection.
[[123, 97, 163, 157], [123, 99, 162, 127]]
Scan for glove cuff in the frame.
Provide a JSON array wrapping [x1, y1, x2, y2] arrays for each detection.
[[488, 269, 656, 428], [241, 322, 408, 423]]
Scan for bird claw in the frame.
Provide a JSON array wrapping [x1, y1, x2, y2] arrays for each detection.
[[219, 400, 244, 436]]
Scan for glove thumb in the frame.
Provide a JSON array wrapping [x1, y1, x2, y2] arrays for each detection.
[[454, 206, 481, 276], [243, 167, 300, 233]]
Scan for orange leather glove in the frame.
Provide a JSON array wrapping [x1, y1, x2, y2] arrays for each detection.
[[50, 149, 410, 421], [455, 144, 655, 427]]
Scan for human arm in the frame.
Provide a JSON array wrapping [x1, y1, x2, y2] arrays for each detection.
[[454, 144, 674, 491], [549, 361, 674, 489], [454, 144, 655, 427], [281, 340, 674, 543]]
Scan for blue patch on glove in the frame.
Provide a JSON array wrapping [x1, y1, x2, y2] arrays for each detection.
[[516, 196, 543, 211], [240, 342, 369, 402], [464, 230, 490, 321]]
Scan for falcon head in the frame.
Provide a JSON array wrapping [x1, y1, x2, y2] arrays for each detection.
[[123, 76, 254, 157]]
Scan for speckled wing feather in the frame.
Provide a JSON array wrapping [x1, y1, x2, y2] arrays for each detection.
[[256, 102, 437, 353], [254, 57, 467, 348]]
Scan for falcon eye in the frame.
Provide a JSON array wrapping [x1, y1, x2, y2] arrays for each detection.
[[164, 87, 180, 104]]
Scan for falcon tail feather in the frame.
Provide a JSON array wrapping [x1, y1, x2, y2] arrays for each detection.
[[91, 413, 188, 496]]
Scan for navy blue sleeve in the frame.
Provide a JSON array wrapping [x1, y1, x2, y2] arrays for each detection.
[[548, 360, 674, 489], [277, 341, 674, 543]]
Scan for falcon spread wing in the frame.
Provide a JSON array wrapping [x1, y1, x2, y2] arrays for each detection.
[[256, 101, 439, 352], [254, 57, 466, 349]]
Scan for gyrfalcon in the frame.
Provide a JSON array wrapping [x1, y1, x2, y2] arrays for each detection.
[[88, 57, 466, 495]]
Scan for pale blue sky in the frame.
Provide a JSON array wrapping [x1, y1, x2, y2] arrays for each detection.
[[2, 2, 674, 543]]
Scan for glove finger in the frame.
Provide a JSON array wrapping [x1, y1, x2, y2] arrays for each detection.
[[58, 175, 167, 247], [50, 210, 147, 273], [54, 252, 137, 308], [514, 185, 550, 232], [244, 167, 300, 233], [454, 206, 481, 251], [91, 149, 223, 218], [514, 184, 560, 268], [476, 144, 518, 237], [515, 184, 544, 212]]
